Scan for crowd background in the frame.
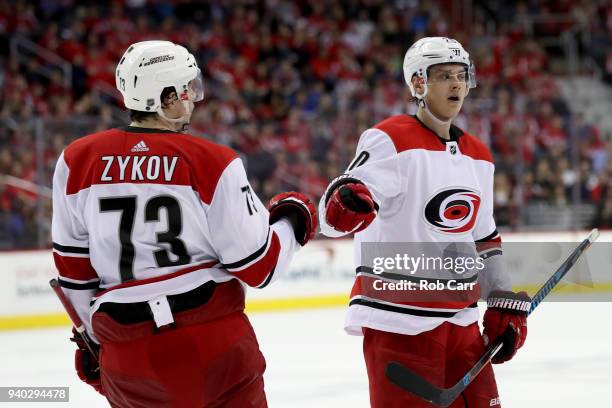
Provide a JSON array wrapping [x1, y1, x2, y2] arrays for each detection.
[[0, 0, 611, 249]]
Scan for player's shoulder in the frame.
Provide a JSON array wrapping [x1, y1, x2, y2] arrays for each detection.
[[172, 132, 241, 204], [373, 114, 421, 133], [175, 132, 239, 169], [371, 114, 441, 153], [62, 128, 119, 165], [456, 127, 494, 164]]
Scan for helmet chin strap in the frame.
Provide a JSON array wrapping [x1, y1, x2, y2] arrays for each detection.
[[156, 100, 194, 132], [417, 95, 452, 126], [421, 100, 453, 125]]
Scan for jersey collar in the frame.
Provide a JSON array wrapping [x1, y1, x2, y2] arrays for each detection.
[[119, 126, 179, 134], [410, 114, 464, 144]]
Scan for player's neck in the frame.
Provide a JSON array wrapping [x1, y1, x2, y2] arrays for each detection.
[[130, 117, 178, 132], [416, 108, 451, 140]]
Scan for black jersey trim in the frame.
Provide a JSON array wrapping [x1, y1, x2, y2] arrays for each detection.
[[119, 126, 179, 134], [221, 229, 270, 270], [52, 242, 90, 255], [58, 277, 100, 290], [475, 229, 499, 242], [257, 266, 276, 289], [411, 114, 464, 144], [356, 267, 479, 283], [349, 297, 477, 318]]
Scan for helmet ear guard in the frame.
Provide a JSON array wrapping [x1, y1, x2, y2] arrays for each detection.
[[409, 74, 428, 106]]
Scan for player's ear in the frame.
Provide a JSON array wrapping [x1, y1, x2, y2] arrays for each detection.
[[161, 92, 177, 109]]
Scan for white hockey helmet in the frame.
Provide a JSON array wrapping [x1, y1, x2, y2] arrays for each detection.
[[115, 40, 204, 113], [403, 37, 476, 101]]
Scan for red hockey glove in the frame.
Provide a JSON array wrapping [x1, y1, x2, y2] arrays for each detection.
[[483, 291, 531, 364], [70, 329, 103, 395], [325, 182, 377, 233], [269, 192, 318, 246]]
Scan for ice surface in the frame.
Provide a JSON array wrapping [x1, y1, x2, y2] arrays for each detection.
[[1, 302, 610, 407]]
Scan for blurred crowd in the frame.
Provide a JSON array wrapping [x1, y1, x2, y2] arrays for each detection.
[[0, 0, 611, 248]]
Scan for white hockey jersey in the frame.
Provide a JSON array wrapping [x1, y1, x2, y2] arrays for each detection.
[[319, 115, 510, 336], [52, 126, 299, 337]]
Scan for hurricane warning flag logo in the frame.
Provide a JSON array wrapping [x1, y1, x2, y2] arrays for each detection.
[[424, 188, 481, 233]]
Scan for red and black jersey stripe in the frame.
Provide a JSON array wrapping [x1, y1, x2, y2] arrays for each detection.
[[221, 229, 281, 288], [475, 229, 502, 259]]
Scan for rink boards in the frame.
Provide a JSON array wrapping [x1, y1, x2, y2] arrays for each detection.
[[1, 231, 611, 330]]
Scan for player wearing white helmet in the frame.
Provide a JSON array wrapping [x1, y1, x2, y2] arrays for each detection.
[[404, 36, 476, 128], [115, 40, 204, 131], [319, 37, 530, 407], [52, 40, 318, 407]]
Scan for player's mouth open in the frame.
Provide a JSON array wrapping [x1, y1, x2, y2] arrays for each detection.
[[448, 96, 460, 101]]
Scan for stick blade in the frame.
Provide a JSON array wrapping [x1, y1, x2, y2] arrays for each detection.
[[385, 362, 454, 407]]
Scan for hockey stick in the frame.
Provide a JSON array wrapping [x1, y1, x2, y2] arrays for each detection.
[[385, 228, 600, 407], [49, 278, 99, 363]]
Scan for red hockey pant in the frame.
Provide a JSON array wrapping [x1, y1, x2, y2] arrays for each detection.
[[92, 281, 267, 408], [364, 322, 500, 408]]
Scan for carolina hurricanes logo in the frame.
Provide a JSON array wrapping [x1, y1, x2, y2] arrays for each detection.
[[424, 188, 481, 233]]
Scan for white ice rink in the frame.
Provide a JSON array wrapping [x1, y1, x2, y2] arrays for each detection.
[[1, 302, 611, 407]]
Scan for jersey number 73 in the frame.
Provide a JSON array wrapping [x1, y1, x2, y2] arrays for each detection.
[[99, 195, 191, 282]]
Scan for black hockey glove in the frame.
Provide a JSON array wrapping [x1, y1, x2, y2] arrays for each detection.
[[268, 192, 318, 246]]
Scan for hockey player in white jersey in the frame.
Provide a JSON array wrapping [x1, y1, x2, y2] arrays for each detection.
[[319, 37, 530, 407], [52, 40, 317, 407]]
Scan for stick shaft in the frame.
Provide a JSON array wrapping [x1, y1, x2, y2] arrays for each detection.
[[49, 279, 99, 361], [466, 229, 598, 383], [530, 229, 597, 313]]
